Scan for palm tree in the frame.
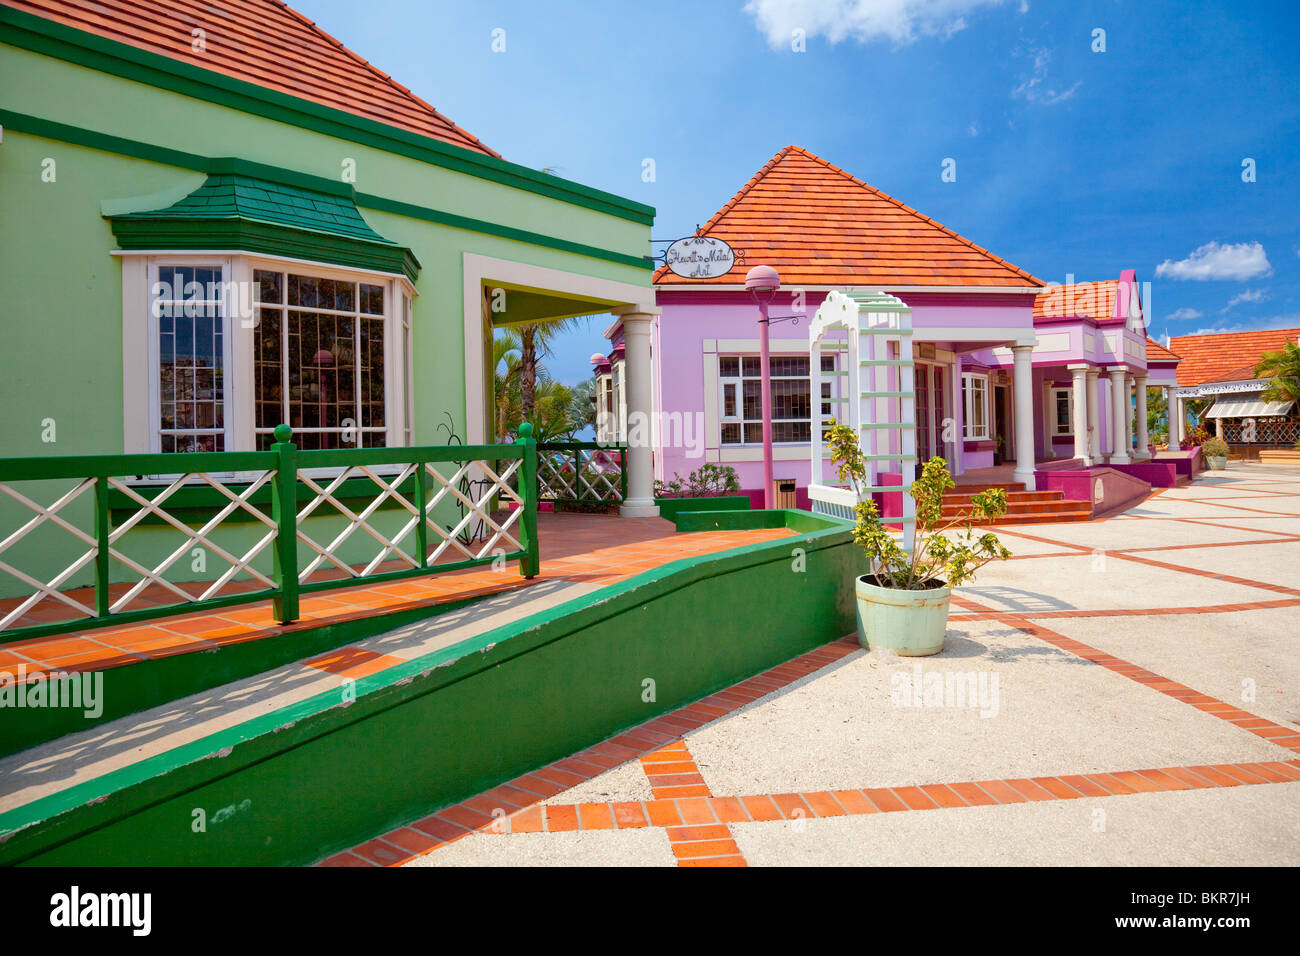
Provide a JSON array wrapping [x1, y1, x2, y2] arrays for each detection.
[[518, 316, 592, 421], [1254, 340, 1300, 406], [493, 330, 522, 442]]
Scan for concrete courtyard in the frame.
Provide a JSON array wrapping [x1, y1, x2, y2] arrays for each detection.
[[321, 464, 1300, 867]]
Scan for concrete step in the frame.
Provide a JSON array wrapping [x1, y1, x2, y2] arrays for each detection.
[[950, 482, 1026, 493], [944, 489, 1064, 505]]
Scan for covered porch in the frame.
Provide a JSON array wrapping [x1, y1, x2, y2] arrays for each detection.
[[463, 254, 659, 518]]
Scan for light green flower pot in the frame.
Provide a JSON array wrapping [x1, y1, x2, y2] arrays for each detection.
[[1207, 456, 1227, 470], [855, 574, 951, 656]]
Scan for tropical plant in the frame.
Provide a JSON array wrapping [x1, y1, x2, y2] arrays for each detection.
[[1146, 386, 1168, 441], [1202, 436, 1230, 458], [653, 463, 741, 499], [1254, 341, 1300, 407], [825, 421, 1011, 590], [518, 316, 593, 420], [493, 330, 523, 443]]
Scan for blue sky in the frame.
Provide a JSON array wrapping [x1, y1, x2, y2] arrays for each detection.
[[295, 0, 1300, 383]]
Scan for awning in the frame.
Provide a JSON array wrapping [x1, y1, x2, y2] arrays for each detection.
[[1204, 398, 1295, 419], [108, 160, 420, 282]]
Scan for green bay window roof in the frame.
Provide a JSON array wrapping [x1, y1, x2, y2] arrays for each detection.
[[108, 161, 420, 282]]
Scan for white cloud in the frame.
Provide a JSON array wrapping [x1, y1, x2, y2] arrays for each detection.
[[1154, 241, 1272, 281], [1222, 288, 1268, 311], [1011, 46, 1082, 104], [968, 120, 980, 136], [744, 0, 1008, 48], [1165, 307, 1203, 321], [1190, 315, 1300, 336]]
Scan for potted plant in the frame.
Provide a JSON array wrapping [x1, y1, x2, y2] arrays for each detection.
[[1203, 435, 1230, 470], [992, 433, 1005, 465], [826, 422, 1012, 656]]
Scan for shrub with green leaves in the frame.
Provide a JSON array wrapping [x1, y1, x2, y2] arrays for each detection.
[[653, 463, 741, 499], [1202, 436, 1230, 458], [824, 421, 1012, 589]]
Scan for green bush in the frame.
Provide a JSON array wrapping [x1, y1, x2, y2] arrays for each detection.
[[1202, 436, 1230, 458], [653, 463, 741, 499]]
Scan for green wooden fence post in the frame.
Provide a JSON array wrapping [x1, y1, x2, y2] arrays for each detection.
[[516, 423, 540, 579], [93, 475, 111, 619], [270, 424, 300, 623], [413, 456, 429, 569]]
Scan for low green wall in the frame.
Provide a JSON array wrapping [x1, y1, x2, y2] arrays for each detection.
[[654, 494, 751, 522], [0, 591, 493, 759], [0, 510, 862, 866]]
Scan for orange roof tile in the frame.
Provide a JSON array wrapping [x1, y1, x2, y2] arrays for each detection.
[[1168, 328, 1300, 386], [654, 146, 1042, 288], [1145, 337, 1182, 363], [1034, 279, 1120, 321], [3, 0, 500, 156]]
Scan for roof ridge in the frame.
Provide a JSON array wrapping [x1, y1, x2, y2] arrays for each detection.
[[786, 145, 1043, 286], [264, 0, 501, 158], [655, 144, 1042, 287], [652, 145, 795, 283]]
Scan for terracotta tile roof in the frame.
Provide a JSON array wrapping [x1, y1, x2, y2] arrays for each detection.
[[1168, 328, 1300, 386], [3, 0, 500, 156], [654, 145, 1041, 288], [1145, 337, 1182, 363], [1034, 279, 1119, 320]]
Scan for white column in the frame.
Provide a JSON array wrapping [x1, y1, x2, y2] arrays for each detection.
[[1086, 368, 1101, 463], [1215, 416, 1225, 439], [1069, 363, 1090, 464], [613, 306, 661, 518], [1108, 367, 1131, 464], [1134, 373, 1150, 459], [1173, 390, 1186, 449], [1011, 345, 1036, 491]]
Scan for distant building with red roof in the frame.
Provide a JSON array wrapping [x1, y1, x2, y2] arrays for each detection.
[[600, 145, 1169, 508], [1167, 328, 1300, 448]]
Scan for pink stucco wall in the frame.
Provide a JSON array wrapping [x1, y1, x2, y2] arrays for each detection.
[[626, 285, 1155, 499]]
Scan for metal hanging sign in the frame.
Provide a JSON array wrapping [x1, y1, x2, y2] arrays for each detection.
[[662, 236, 736, 279]]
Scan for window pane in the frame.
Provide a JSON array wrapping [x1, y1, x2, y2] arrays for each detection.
[[742, 356, 761, 377], [820, 354, 836, 372], [771, 379, 810, 420], [360, 283, 384, 315], [721, 423, 741, 444], [722, 383, 736, 418], [157, 264, 225, 454], [719, 356, 739, 377], [769, 356, 810, 377], [743, 422, 763, 443], [742, 379, 761, 419], [255, 270, 282, 304]]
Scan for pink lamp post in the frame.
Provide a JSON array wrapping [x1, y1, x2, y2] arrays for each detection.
[[746, 265, 781, 509]]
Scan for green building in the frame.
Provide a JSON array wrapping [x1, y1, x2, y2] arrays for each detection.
[[0, 0, 659, 599]]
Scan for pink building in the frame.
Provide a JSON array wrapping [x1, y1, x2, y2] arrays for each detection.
[[596, 147, 1178, 512]]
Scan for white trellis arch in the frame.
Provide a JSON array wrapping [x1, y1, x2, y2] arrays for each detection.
[[808, 290, 917, 553]]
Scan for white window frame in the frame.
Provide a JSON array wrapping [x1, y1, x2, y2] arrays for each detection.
[[962, 372, 990, 441], [717, 353, 821, 446], [146, 257, 236, 455], [120, 251, 416, 462], [1049, 386, 1074, 437]]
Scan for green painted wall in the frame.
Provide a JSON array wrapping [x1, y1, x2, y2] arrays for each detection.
[[0, 34, 653, 598], [0, 512, 862, 866]]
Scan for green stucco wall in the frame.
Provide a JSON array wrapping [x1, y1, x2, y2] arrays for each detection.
[[0, 29, 652, 597], [0, 511, 862, 866]]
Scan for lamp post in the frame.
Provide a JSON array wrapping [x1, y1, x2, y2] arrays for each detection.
[[746, 265, 781, 509]]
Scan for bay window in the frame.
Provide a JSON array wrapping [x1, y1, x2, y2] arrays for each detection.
[[252, 269, 387, 450], [130, 253, 413, 456]]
